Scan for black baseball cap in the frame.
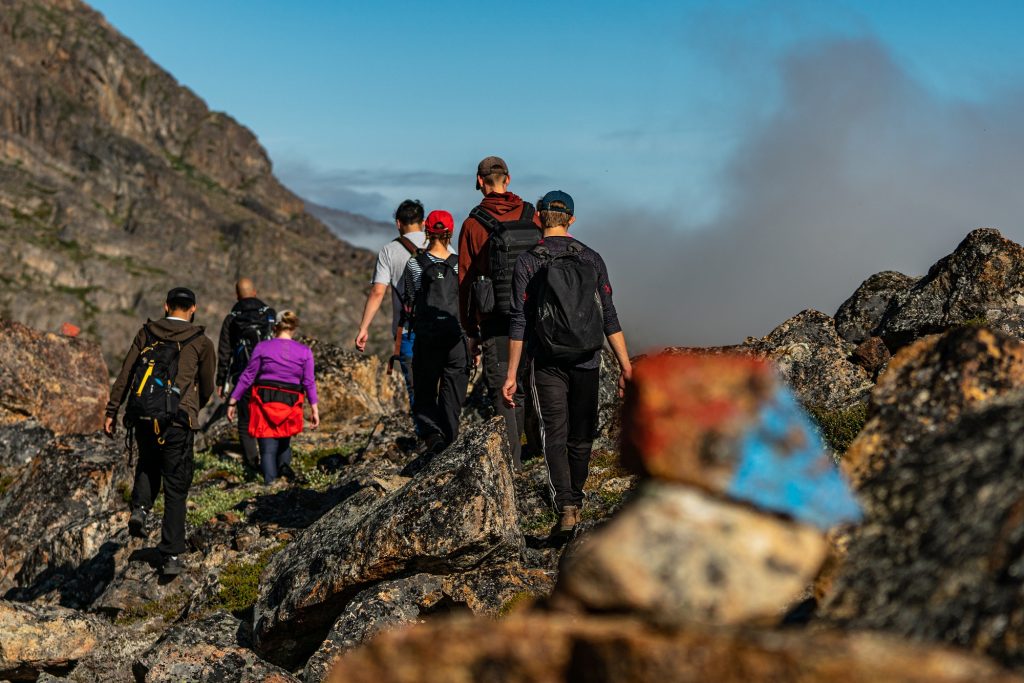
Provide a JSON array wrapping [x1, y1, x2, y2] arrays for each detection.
[[538, 190, 574, 216], [166, 287, 197, 306]]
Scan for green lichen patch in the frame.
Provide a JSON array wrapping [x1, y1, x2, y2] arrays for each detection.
[[808, 403, 869, 456], [115, 589, 189, 625], [208, 544, 285, 617]]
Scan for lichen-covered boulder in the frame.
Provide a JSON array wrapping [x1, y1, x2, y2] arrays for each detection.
[[554, 482, 826, 625], [823, 396, 1024, 669], [878, 228, 1024, 350], [327, 612, 1023, 683], [842, 326, 1024, 489], [253, 417, 522, 668], [308, 340, 404, 429], [0, 600, 108, 681], [0, 319, 109, 435], [304, 565, 553, 682], [835, 271, 920, 345]]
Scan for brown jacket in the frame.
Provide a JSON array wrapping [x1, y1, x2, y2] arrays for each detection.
[[106, 317, 216, 429], [457, 192, 542, 339]]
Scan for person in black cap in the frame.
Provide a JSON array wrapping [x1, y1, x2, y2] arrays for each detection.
[[502, 191, 632, 535], [104, 286, 216, 577]]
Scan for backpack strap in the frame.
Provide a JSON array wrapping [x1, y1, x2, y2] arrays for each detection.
[[469, 206, 501, 234], [531, 244, 551, 260], [520, 202, 535, 224], [566, 240, 584, 255], [394, 236, 419, 255], [444, 254, 459, 268]]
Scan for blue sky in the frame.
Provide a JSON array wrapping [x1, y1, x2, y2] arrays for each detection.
[[89, 1, 1024, 346]]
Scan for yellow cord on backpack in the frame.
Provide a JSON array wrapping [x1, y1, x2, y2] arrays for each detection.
[[136, 362, 155, 397]]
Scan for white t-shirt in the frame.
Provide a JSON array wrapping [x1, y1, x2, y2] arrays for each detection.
[[372, 231, 455, 337]]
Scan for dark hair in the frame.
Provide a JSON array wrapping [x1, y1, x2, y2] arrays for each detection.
[[166, 297, 194, 311], [482, 171, 508, 189], [394, 199, 425, 226]]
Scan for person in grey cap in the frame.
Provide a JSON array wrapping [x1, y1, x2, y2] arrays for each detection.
[[104, 286, 216, 577]]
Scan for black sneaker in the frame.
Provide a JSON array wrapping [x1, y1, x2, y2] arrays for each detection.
[[128, 507, 148, 539], [279, 463, 297, 481], [161, 555, 184, 576]]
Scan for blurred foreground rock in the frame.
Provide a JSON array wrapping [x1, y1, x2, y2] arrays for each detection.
[[0, 600, 107, 680]]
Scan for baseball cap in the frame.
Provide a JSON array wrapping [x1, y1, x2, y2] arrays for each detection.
[[165, 287, 196, 306], [475, 155, 509, 189], [537, 190, 574, 216], [425, 210, 455, 234]]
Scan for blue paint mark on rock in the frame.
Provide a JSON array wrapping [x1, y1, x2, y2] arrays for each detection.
[[726, 386, 862, 529]]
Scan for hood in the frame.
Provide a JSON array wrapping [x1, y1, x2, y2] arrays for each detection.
[[479, 192, 525, 218], [233, 297, 269, 313], [147, 317, 206, 342]]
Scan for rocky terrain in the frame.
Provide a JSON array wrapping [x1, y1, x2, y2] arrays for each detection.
[[0, 0, 392, 368]]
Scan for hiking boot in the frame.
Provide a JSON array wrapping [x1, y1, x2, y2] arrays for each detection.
[[161, 555, 184, 576], [128, 507, 148, 539], [558, 506, 580, 534], [279, 463, 296, 481], [422, 432, 444, 456]]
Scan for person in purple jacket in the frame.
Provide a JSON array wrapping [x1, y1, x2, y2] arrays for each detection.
[[226, 310, 320, 484]]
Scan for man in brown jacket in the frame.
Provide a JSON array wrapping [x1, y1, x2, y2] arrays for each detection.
[[104, 287, 216, 576], [458, 156, 542, 469]]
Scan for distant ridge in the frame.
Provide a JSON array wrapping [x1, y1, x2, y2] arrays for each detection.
[[305, 200, 395, 251]]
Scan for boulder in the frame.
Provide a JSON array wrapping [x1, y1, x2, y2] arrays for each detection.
[[841, 326, 1024, 488], [554, 482, 826, 625], [743, 309, 873, 411], [822, 396, 1024, 669], [850, 336, 891, 379], [0, 319, 108, 435], [134, 611, 298, 682], [878, 228, 1024, 350], [304, 565, 554, 682], [835, 271, 920, 344], [307, 340, 404, 430], [0, 419, 53, 472], [253, 416, 523, 667], [0, 433, 130, 595], [0, 600, 108, 680], [326, 612, 1022, 683], [620, 353, 861, 529]]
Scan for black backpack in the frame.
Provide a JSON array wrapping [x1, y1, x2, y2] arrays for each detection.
[[228, 305, 274, 378], [469, 203, 540, 316], [531, 242, 605, 362], [124, 325, 204, 433], [412, 252, 462, 341]]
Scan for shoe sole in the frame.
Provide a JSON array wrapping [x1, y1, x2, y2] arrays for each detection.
[[161, 565, 183, 576]]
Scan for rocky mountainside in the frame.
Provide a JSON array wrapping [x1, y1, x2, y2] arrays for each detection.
[[0, 0, 387, 367]]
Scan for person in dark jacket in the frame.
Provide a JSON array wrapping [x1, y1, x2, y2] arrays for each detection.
[[502, 191, 632, 535], [216, 278, 276, 470], [104, 287, 216, 576]]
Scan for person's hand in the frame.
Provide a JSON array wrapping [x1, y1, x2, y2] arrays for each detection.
[[103, 416, 116, 439], [226, 403, 237, 422], [217, 386, 225, 400], [468, 337, 481, 367], [501, 376, 517, 408], [310, 405, 321, 429], [618, 365, 633, 398], [355, 329, 369, 352]]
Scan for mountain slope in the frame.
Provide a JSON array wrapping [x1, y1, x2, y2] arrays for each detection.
[[0, 0, 386, 365]]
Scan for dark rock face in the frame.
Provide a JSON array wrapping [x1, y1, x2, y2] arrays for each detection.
[[326, 612, 1022, 683], [304, 565, 553, 682], [0, 419, 53, 472], [877, 229, 1024, 350], [134, 611, 298, 683], [0, 0, 385, 367], [842, 327, 1024, 488], [0, 319, 108, 435], [743, 309, 873, 411], [253, 417, 523, 667], [835, 271, 920, 345], [0, 434, 130, 596], [823, 397, 1024, 669], [0, 600, 108, 681], [850, 336, 891, 379]]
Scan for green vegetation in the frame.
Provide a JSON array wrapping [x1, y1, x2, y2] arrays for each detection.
[[497, 591, 536, 617], [290, 445, 353, 491], [115, 590, 189, 625], [207, 544, 285, 616], [958, 315, 990, 328], [0, 473, 15, 497], [808, 403, 869, 455], [164, 152, 224, 194], [521, 507, 558, 537], [118, 481, 132, 504]]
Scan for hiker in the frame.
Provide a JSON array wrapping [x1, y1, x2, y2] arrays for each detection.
[[458, 156, 542, 469], [501, 191, 632, 534], [356, 200, 453, 430], [103, 287, 216, 576], [216, 277, 276, 470], [396, 210, 469, 454], [227, 310, 320, 485]]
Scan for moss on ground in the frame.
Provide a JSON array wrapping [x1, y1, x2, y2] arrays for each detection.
[[115, 590, 189, 625], [958, 316, 990, 328], [497, 590, 536, 617], [290, 445, 353, 491], [0, 473, 14, 496], [208, 544, 285, 616], [808, 403, 868, 455]]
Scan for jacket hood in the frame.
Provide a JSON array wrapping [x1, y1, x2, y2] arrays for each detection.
[[146, 317, 207, 342], [479, 192, 525, 217], [233, 297, 269, 313]]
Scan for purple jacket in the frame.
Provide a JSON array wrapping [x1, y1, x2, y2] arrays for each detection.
[[231, 338, 319, 404]]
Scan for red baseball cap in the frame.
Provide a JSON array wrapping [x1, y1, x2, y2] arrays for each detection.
[[425, 210, 454, 234]]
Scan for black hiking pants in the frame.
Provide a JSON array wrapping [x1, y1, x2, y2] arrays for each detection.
[[482, 333, 532, 469], [412, 335, 469, 448], [132, 424, 195, 558], [236, 393, 260, 470], [531, 362, 600, 511]]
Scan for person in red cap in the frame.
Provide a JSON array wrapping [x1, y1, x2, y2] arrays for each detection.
[[458, 156, 542, 469], [396, 210, 469, 454]]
